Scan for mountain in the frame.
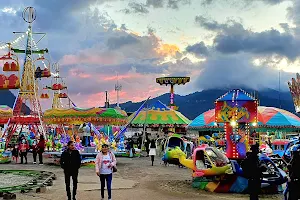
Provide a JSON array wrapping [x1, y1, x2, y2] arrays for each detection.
[[113, 88, 296, 120], [0, 89, 295, 120]]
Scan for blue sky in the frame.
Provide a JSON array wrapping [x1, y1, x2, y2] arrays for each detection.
[[0, 0, 299, 107]]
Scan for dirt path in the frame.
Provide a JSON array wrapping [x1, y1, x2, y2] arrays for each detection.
[[0, 156, 284, 200]]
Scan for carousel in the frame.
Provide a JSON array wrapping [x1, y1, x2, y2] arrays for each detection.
[[129, 100, 190, 134], [43, 107, 127, 165]]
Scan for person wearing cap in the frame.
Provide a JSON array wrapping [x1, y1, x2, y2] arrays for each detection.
[[95, 143, 117, 200]]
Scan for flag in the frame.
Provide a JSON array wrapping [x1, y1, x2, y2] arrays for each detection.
[[115, 96, 151, 139]]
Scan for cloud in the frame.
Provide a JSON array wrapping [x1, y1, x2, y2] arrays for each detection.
[[195, 16, 300, 60], [146, 0, 164, 8], [186, 41, 209, 56], [122, 2, 149, 14], [107, 35, 139, 49], [167, 0, 191, 9], [195, 52, 292, 91]]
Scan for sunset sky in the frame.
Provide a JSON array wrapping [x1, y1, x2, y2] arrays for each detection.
[[0, 0, 299, 108]]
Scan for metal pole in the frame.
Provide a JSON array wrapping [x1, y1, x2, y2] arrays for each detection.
[[141, 104, 149, 152], [279, 68, 281, 108]]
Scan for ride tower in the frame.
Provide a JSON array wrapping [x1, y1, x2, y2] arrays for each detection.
[[215, 89, 258, 159], [2, 7, 50, 145]]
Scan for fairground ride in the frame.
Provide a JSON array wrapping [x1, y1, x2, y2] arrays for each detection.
[[156, 77, 190, 110], [1, 7, 51, 145], [42, 63, 71, 109]]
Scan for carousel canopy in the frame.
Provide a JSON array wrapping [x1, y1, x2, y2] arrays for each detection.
[[0, 105, 12, 124], [129, 100, 190, 126], [189, 106, 300, 130], [44, 107, 127, 125]]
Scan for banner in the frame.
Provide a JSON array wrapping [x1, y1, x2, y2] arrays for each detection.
[[215, 100, 257, 123]]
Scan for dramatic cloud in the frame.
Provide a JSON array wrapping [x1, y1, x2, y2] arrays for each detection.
[[195, 52, 293, 91], [0, 0, 298, 109], [195, 16, 300, 60]]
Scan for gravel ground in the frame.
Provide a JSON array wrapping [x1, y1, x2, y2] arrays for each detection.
[[0, 153, 285, 200], [0, 173, 33, 188]]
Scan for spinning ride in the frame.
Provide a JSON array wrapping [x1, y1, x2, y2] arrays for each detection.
[[156, 77, 190, 110], [2, 7, 50, 145]]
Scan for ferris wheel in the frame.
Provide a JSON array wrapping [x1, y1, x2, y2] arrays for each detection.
[[1, 7, 50, 145]]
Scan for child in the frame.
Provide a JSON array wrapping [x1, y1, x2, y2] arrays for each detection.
[[12, 145, 19, 163]]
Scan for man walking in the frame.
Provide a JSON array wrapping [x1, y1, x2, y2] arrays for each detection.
[[60, 141, 81, 200]]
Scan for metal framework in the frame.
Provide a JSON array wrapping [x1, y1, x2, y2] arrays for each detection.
[[3, 7, 48, 144]]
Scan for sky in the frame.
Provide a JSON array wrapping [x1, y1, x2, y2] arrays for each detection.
[[0, 0, 300, 108]]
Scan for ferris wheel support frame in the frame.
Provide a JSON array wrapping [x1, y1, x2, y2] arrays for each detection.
[[3, 7, 48, 146]]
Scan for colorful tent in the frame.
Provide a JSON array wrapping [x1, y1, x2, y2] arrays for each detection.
[[44, 107, 127, 125], [0, 105, 12, 124], [189, 106, 300, 131], [129, 100, 190, 126]]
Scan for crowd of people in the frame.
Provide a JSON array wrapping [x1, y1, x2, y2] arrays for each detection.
[[9, 134, 45, 165], [6, 132, 300, 200]]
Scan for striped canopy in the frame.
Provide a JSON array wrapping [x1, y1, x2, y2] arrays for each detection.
[[189, 106, 300, 130], [129, 100, 190, 126]]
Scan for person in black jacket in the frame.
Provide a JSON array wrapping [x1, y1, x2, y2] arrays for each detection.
[[288, 147, 300, 200], [60, 141, 81, 200], [242, 144, 262, 200]]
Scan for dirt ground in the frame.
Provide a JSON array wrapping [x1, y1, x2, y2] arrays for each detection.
[[0, 155, 284, 200]]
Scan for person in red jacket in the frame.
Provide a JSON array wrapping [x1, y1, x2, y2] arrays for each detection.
[[37, 135, 46, 165], [19, 137, 29, 164]]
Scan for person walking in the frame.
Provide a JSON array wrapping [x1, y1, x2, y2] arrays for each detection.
[[60, 141, 81, 200], [95, 144, 117, 200], [37, 135, 45, 165], [149, 139, 156, 166]]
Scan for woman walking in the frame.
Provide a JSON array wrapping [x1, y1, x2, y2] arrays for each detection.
[[37, 135, 45, 165], [149, 139, 156, 166], [95, 144, 117, 200]]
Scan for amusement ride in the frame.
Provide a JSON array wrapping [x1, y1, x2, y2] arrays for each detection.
[[156, 77, 190, 110], [1, 7, 50, 146]]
